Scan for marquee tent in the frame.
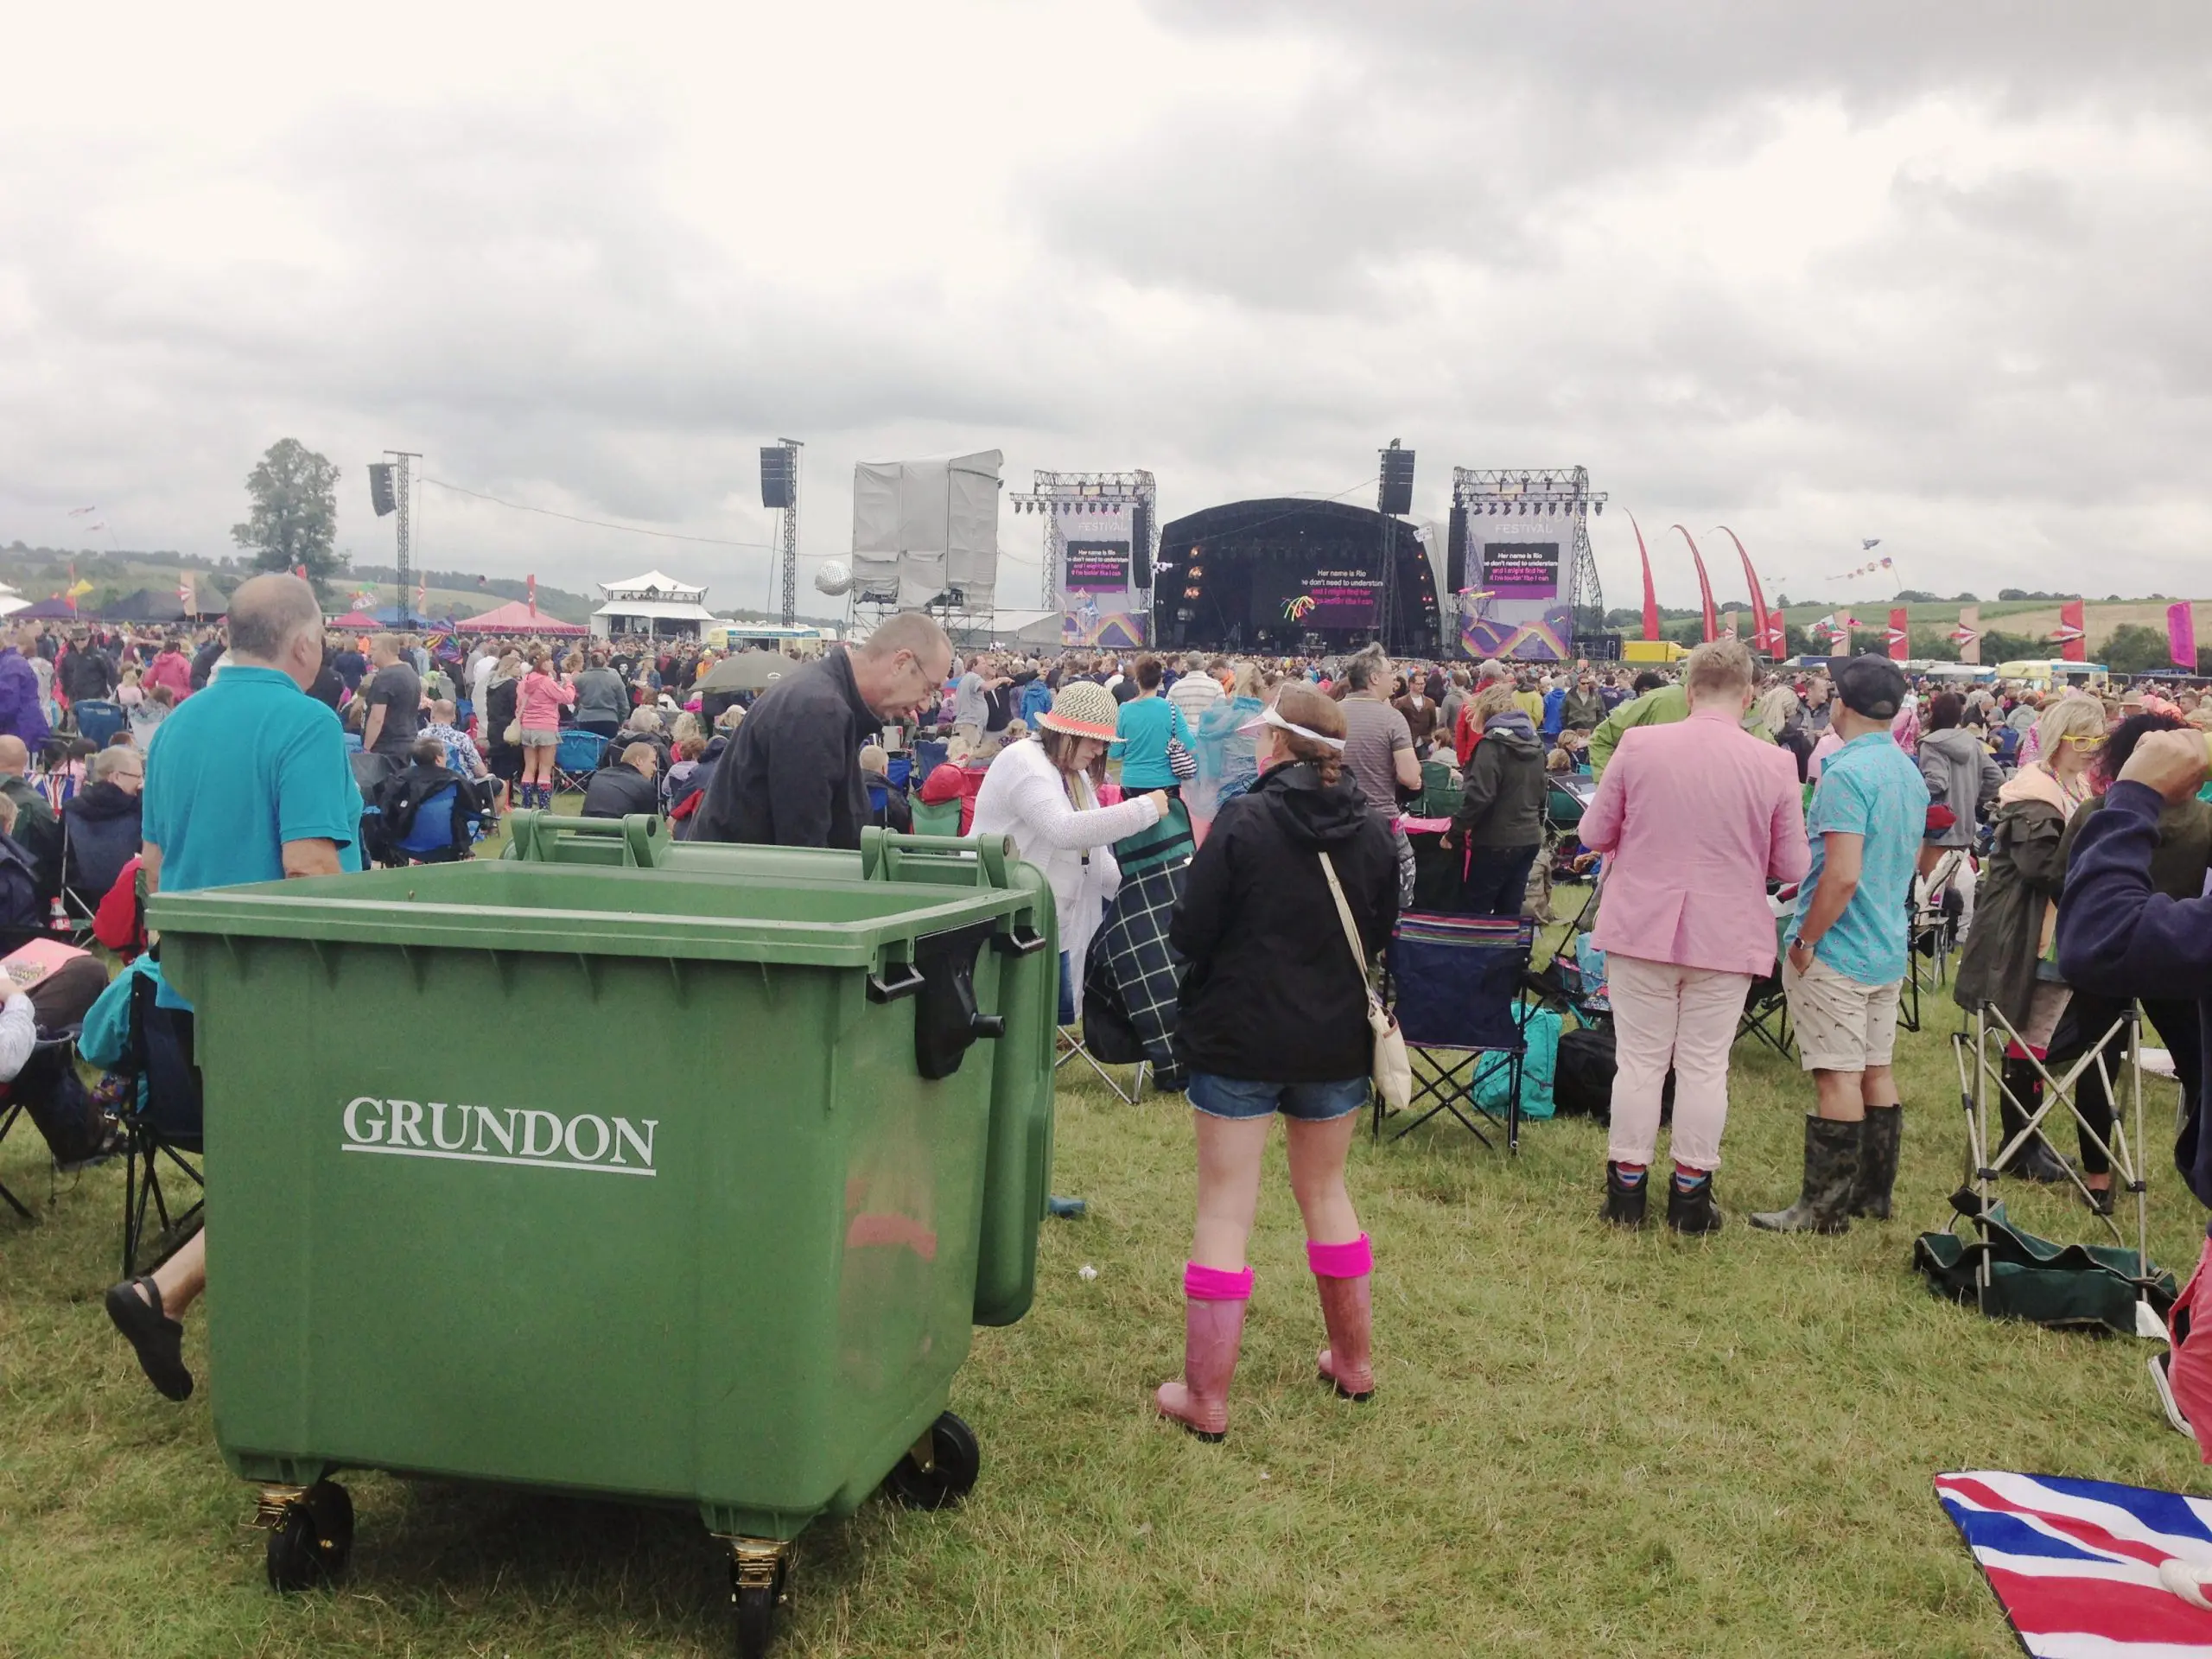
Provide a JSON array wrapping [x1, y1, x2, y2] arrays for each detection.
[[457, 600, 588, 636], [592, 569, 717, 639], [326, 610, 381, 630]]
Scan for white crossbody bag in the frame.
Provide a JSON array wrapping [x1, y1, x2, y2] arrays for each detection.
[[1319, 852, 1411, 1115]]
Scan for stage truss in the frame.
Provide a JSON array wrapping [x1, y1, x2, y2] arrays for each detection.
[[1008, 470, 1157, 611], [1452, 466, 1608, 655]]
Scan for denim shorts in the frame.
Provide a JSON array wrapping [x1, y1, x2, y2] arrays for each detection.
[[1058, 951, 1076, 1027], [1186, 1072, 1370, 1122]]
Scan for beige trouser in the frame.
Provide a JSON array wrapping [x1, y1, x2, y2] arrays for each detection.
[[1604, 953, 1753, 1172]]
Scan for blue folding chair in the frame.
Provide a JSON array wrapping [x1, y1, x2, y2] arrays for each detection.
[[73, 699, 125, 747], [886, 753, 912, 791], [389, 784, 492, 864], [1385, 912, 1537, 1151], [553, 729, 609, 793]]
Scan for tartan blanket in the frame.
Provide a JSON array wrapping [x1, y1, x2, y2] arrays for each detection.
[[1083, 858, 1189, 1090]]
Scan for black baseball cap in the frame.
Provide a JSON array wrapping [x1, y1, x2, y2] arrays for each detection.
[[1834, 655, 1907, 721]]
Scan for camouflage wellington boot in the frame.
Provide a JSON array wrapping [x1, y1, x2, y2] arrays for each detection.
[[1750, 1116, 1861, 1236], [1849, 1104, 1902, 1220]]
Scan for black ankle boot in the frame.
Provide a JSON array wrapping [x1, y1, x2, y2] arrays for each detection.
[[1604, 1162, 1648, 1228], [1667, 1172, 1724, 1236]]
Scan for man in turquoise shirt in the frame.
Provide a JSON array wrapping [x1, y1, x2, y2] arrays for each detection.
[[1753, 656, 1929, 1236], [105, 574, 363, 1403]]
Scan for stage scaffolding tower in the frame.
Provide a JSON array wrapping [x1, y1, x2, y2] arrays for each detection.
[[1008, 468, 1158, 621], [1450, 466, 1608, 649], [774, 438, 803, 628], [385, 449, 421, 621]]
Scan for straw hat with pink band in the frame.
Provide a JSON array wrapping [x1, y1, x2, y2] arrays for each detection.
[[1037, 681, 1121, 741]]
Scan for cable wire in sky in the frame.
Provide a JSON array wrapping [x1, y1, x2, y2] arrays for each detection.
[[423, 477, 780, 550]]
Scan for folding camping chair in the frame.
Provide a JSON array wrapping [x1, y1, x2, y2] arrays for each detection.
[[1948, 995, 2156, 1317], [72, 699, 126, 747], [1056, 1027, 1148, 1103], [119, 969, 205, 1279], [385, 781, 496, 865], [0, 1027, 104, 1223], [1543, 772, 1599, 884], [552, 729, 610, 794], [58, 804, 138, 942], [910, 798, 963, 836], [1383, 912, 1536, 1150], [1737, 885, 1797, 1058], [1902, 851, 1972, 1033]]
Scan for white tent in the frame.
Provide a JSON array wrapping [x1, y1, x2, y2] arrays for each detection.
[[593, 569, 717, 638], [599, 569, 705, 601], [850, 451, 1001, 611]]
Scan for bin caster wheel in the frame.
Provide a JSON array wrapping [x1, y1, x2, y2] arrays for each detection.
[[885, 1410, 980, 1511], [263, 1480, 353, 1592], [728, 1541, 788, 1659]]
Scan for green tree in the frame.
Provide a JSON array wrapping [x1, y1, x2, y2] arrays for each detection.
[[1908, 628, 1961, 662], [232, 438, 345, 598], [2100, 623, 2173, 675]]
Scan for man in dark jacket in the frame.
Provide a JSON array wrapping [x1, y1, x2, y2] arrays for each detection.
[[60, 745, 143, 900], [188, 631, 226, 692], [581, 742, 661, 819], [59, 635, 118, 706], [689, 613, 951, 849], [2056, 727, 2212, 1500]]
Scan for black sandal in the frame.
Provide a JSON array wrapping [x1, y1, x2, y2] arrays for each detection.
[[103, 1275, 194, 1402]]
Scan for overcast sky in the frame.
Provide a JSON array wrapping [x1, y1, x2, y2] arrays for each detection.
[[4, 1, 2209, 616]]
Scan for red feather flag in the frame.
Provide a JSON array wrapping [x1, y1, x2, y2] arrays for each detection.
[[1628, 513, 1659, 641], [1672, 525, 1718, 644]]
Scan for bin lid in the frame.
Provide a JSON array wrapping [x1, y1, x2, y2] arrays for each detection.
[[149, 860, 1036, 971]]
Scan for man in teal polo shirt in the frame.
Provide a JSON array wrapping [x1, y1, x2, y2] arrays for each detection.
[[1753, 656, 1929, 1236], [104, 574, 363, 1402]]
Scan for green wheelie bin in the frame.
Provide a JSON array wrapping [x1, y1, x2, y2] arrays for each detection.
[[149, 823, 1057, 1657], [502, 813, 1060, 1329]]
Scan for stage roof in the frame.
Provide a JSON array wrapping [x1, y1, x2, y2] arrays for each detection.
[[594, 599, 721, 623], [599, 569, 704, 599]]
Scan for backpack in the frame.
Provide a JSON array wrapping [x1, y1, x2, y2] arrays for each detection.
[[1552, 1025, 1675, 1123], [10, 1031, 113, 1168]]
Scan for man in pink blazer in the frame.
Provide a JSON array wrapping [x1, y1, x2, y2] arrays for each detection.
[[1578, 640, 1809, 1233]]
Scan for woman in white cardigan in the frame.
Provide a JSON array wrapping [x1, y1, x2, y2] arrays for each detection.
[[972, 680, 1166, 1022]]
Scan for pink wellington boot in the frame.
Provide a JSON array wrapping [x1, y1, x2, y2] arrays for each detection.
[[1154, 1262, 1251, 1442], [1309, 1234, 1375, 1402]]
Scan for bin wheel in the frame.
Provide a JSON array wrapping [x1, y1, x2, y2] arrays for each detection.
[[885, 1410, 980, 1511], [304, 1480, 354, 1574], [734, 1582, 779, 1658], [264, 1480, 353, 1592], [729, 1551, 787, 1659]]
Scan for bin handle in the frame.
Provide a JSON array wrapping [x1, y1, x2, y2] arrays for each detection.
[[506, 811, 669, 868], [865, 961, 926, 1002], [860, 827, 1012, 889], [992, 920, 1047, 957]]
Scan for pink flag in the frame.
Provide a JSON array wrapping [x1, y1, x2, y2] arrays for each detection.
[[2171, 601, 2197, 671]]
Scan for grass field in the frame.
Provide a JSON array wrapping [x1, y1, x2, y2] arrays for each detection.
[[2, 932, 2204, 1656]]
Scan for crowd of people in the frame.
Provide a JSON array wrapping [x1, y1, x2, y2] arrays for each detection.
[[9, 587, 2203, 1473]]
